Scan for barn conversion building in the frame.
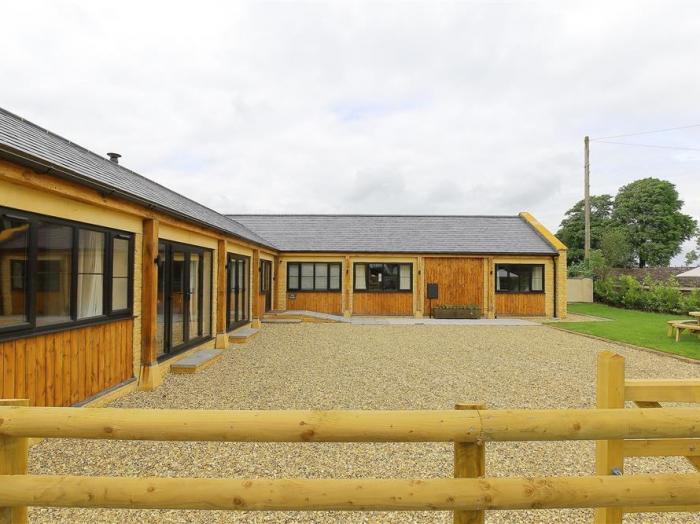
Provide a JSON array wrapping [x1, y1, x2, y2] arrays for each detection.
[[0, 107, 567, 407]]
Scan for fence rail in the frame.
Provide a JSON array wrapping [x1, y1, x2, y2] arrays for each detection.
[[1, 352, 700, 523], [0, 474, 699, 512], [0, 406, 698, 442]]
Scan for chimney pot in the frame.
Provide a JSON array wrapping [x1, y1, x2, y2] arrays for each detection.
[[107, 152, 121, 164]]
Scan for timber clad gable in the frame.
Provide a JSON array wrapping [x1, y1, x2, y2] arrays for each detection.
[[0, 107, 567, 407]]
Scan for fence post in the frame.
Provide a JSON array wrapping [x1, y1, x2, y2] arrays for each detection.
[[594, 352, 625, 524], [454, 402, 485, 524], [0, 399, 29, 524]]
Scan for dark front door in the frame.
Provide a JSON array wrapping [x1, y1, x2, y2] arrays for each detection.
[[260, 259, 272, 312], [227, 254, 250, 330]]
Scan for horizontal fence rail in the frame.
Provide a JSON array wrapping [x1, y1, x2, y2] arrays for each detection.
[[1, 474, 699, 511], [1, 406, 699, 442]]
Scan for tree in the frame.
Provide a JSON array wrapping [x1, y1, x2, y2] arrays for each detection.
[[612, 178, 697, 267], [685, 235, 700, 266], [686, 250, 699, 266], [600, 227, 632, 267], [556, 194, 613, 264]]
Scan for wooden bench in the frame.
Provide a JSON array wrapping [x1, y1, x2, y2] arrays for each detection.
[[667, 320, 700, 342]]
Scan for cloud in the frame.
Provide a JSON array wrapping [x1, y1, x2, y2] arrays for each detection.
[[1, 1, 699, 263]]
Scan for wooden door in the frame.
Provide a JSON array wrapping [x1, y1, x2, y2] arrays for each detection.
[[423, 258, 484, 316]]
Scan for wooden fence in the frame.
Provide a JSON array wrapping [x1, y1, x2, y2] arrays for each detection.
[[1, 352, 700, 523], [596, 350, 700, 522]]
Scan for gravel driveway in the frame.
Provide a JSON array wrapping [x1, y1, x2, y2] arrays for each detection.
[[29, 323, 699, 523]]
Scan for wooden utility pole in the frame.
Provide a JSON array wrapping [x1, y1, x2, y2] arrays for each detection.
[[584, 136, 591, 260]]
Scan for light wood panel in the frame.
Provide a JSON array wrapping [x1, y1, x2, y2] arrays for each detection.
[[352, 292, 413, 316], [495, 293, 545, 316], [0, 319, 133, 407], [287, 292, 342, 315], [423, 257, 484, 316]]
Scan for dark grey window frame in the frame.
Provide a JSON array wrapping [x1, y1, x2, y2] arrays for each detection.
[[0, 206, 135, 341], [495, 263, 545, 294], [287, 262, 342, 292], [353, 262, 413, 293]]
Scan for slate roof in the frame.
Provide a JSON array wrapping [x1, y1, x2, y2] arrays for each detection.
[[0, 107, 272, 248], [0, 107, 560, 255], [227, 215, 560, 254]]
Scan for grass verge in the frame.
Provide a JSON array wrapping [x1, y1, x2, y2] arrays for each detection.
[[554, 303, 700, 360]]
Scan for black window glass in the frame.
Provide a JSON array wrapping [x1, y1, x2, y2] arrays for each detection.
[[36, 223, 72, 326], [0, 217, 29, 328]]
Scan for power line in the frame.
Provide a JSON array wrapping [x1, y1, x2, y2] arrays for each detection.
[[590, 123, 700, 141], [596, 140, 700, 152]]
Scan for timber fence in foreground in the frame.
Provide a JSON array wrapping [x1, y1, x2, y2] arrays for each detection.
[[0, 351, 699, 524]]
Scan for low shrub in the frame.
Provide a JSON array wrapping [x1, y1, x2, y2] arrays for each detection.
[[594, 275, 700, 314]]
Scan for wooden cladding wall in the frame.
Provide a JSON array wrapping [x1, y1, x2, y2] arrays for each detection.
[[353, 292, 413, 316], [287, 292, 342, 315], [0, 319, 134, 407], [495, 293, 546, 316], [423, 257, 484, 314]]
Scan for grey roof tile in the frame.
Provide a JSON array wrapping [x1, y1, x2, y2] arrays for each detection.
[[227, 215, 559, 254], [0, 107, 273, 248]]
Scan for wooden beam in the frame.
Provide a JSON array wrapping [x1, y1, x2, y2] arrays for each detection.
[[454, 403, 485, 524], [216, 239, 226, 335], [623, 438, 700, 457], [0, 407, 699, 442], [343, 256, 352, 317], [0, 474, 699, 512], [0, 399, 28, 524], [251, 250, 260, 328], [594, 351, 625, 524], [138, 219, 161, 391], [625, 379, 700, 403], [624, 504, 700, 513]]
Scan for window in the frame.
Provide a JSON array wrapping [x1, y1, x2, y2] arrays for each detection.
[[0, 217, 29, 329], [111, 236, 130, 311], [0, 206, 134, 338], [77, 229, 105, 319], [354, 263, 412, 292], [287, 262, 342, 291], [36, 223, 72, 326], [496, 264, 544, 293]]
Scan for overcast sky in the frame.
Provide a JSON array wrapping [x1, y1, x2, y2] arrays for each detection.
[[2, 1, 700, 259]]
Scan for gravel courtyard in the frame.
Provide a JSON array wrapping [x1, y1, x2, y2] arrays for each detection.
[[30, 323, 699, 523]]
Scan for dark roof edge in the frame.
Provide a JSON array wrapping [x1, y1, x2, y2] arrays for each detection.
[[0, 144, 278, 252]]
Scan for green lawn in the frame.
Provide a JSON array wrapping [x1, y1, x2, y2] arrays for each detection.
[[555, 303, 700, 360]]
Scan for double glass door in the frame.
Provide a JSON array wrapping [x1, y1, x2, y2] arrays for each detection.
[[227, 254, 249, 330], [157, 241, 212, 358]]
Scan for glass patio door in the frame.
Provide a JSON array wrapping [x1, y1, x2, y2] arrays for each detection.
[[227, 254, 250, 330], [157, 241, 211, 358]]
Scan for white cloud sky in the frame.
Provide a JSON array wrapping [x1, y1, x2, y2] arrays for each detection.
[[2, 1, 699, 260]]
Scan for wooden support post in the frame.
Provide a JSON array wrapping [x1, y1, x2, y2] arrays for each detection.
[[343, 256, 352, 318], [138, 219, 162, 391], [594, 351, 625, 524], [215, 239, 228, 348], [454, 403, 485, 524], [251, 250, 261, 328], [0, 399, 29, 524]]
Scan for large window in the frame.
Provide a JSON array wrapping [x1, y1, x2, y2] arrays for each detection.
[[156, 240, 213, 358], [496, 264, 544, 293], [287, 262, 341, 291], [354, 263, 412, 292], [0, 207, 134, 337]]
